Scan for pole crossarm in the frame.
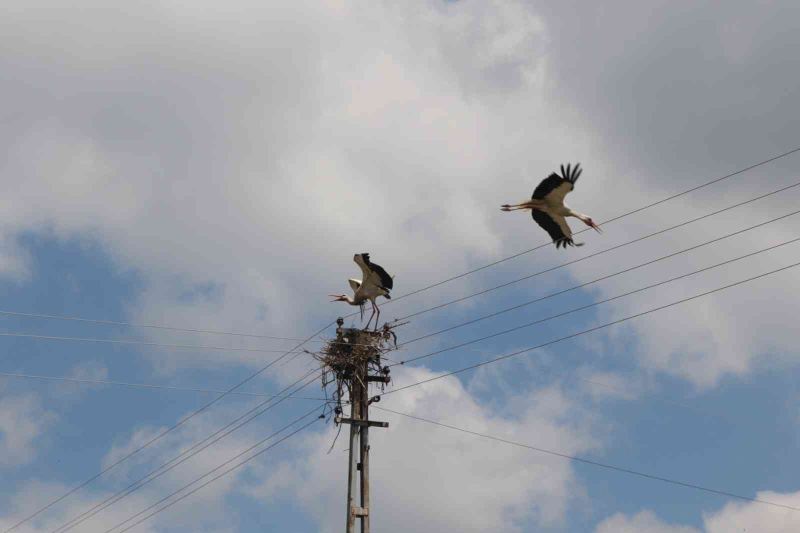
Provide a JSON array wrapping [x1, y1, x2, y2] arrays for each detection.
[[335, 417, 389, 428]]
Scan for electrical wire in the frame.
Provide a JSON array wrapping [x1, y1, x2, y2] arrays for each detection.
[[0, 310, 320, 342], [400, 207, 800, 346], [395, 180, 800, 322], [384, 260, 800, 396], [0, 310, 377, 347], [103, 408, 324, 533], [0, 370, 327, 400], [373, 406, 800, 513], [0, 357, 734, 425], [393, 234, 800, 367], [0, 332, 308, 354], [3, 320, 335, 533], [50, 370, 323, 533], [342, 146, 800, 319]]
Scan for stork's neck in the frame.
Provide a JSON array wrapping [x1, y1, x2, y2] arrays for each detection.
[[564, 207, 589, 223], [348, 295, 366, 306]]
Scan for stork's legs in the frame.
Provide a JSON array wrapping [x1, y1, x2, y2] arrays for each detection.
[[364, 300, 377, 331], [362, 300, 382, 331], [501, 200, 542, 211]]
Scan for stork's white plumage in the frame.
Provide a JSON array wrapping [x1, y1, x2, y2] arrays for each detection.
[[330, 253, 394, 330], [501, 163, 602, 248]]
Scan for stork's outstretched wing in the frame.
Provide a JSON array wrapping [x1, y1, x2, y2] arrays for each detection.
[[532, 163, 582, 205], [368, 262, 393, 291], [354, 253, 394, 292], [348, 279, 362, 292], [531, 209, 581, 248]]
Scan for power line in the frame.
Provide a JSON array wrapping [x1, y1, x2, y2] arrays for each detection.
[[0, 309, 375, 347], [394, 234, 800, 367], [3, 321, 335, 533], [401, 207, 800, 346], [0, 359, 734, 426], [103, 408, 323, 533], [0, 309, 320, 342], [396, 180, 800, 322], [51, 370, 323, 533], [374, 406, 800, 513], [384, 260, 800, 396], [0, 371, 326, 400], [342, 146, 800, 319], [0, 332, 308, 354]]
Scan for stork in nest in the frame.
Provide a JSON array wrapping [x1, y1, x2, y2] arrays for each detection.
[[501, 163, 602, 248], [330, 253, 394, 331]]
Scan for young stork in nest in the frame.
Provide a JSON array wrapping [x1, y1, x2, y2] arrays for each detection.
[[330, 253, 394, 330], [501, 163, 602, 248]]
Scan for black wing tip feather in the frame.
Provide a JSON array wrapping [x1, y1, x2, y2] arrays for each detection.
[[559, 162, 582, 184]]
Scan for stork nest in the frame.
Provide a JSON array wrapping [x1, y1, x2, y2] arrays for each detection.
[[312, 321, 404, 434]]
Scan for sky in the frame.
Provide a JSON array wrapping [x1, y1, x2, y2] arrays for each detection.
[[1, 0, 800, 531]]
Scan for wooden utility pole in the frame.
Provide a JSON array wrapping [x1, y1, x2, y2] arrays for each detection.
[[332, 322, 389, 533]]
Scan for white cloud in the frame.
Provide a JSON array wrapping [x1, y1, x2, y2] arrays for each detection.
[[0, 233, 30, 281], [0, 393, 54, 468], [597, 490, 800, 533], [0, 399, 285, 532], [703, 491, 800, 532], [596, 510, 701, 533]]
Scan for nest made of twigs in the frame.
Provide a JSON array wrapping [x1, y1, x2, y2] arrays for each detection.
[[317, 333, 375, 374], [315, 324, 400, 408]]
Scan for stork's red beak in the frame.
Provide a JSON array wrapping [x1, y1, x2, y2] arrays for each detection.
[[329, 294, 344, 302], [587, 219, 603, 233]]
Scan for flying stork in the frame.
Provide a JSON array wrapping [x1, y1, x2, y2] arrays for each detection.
[[330, 253, 394, 330], [501, 163, 602, 248]]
